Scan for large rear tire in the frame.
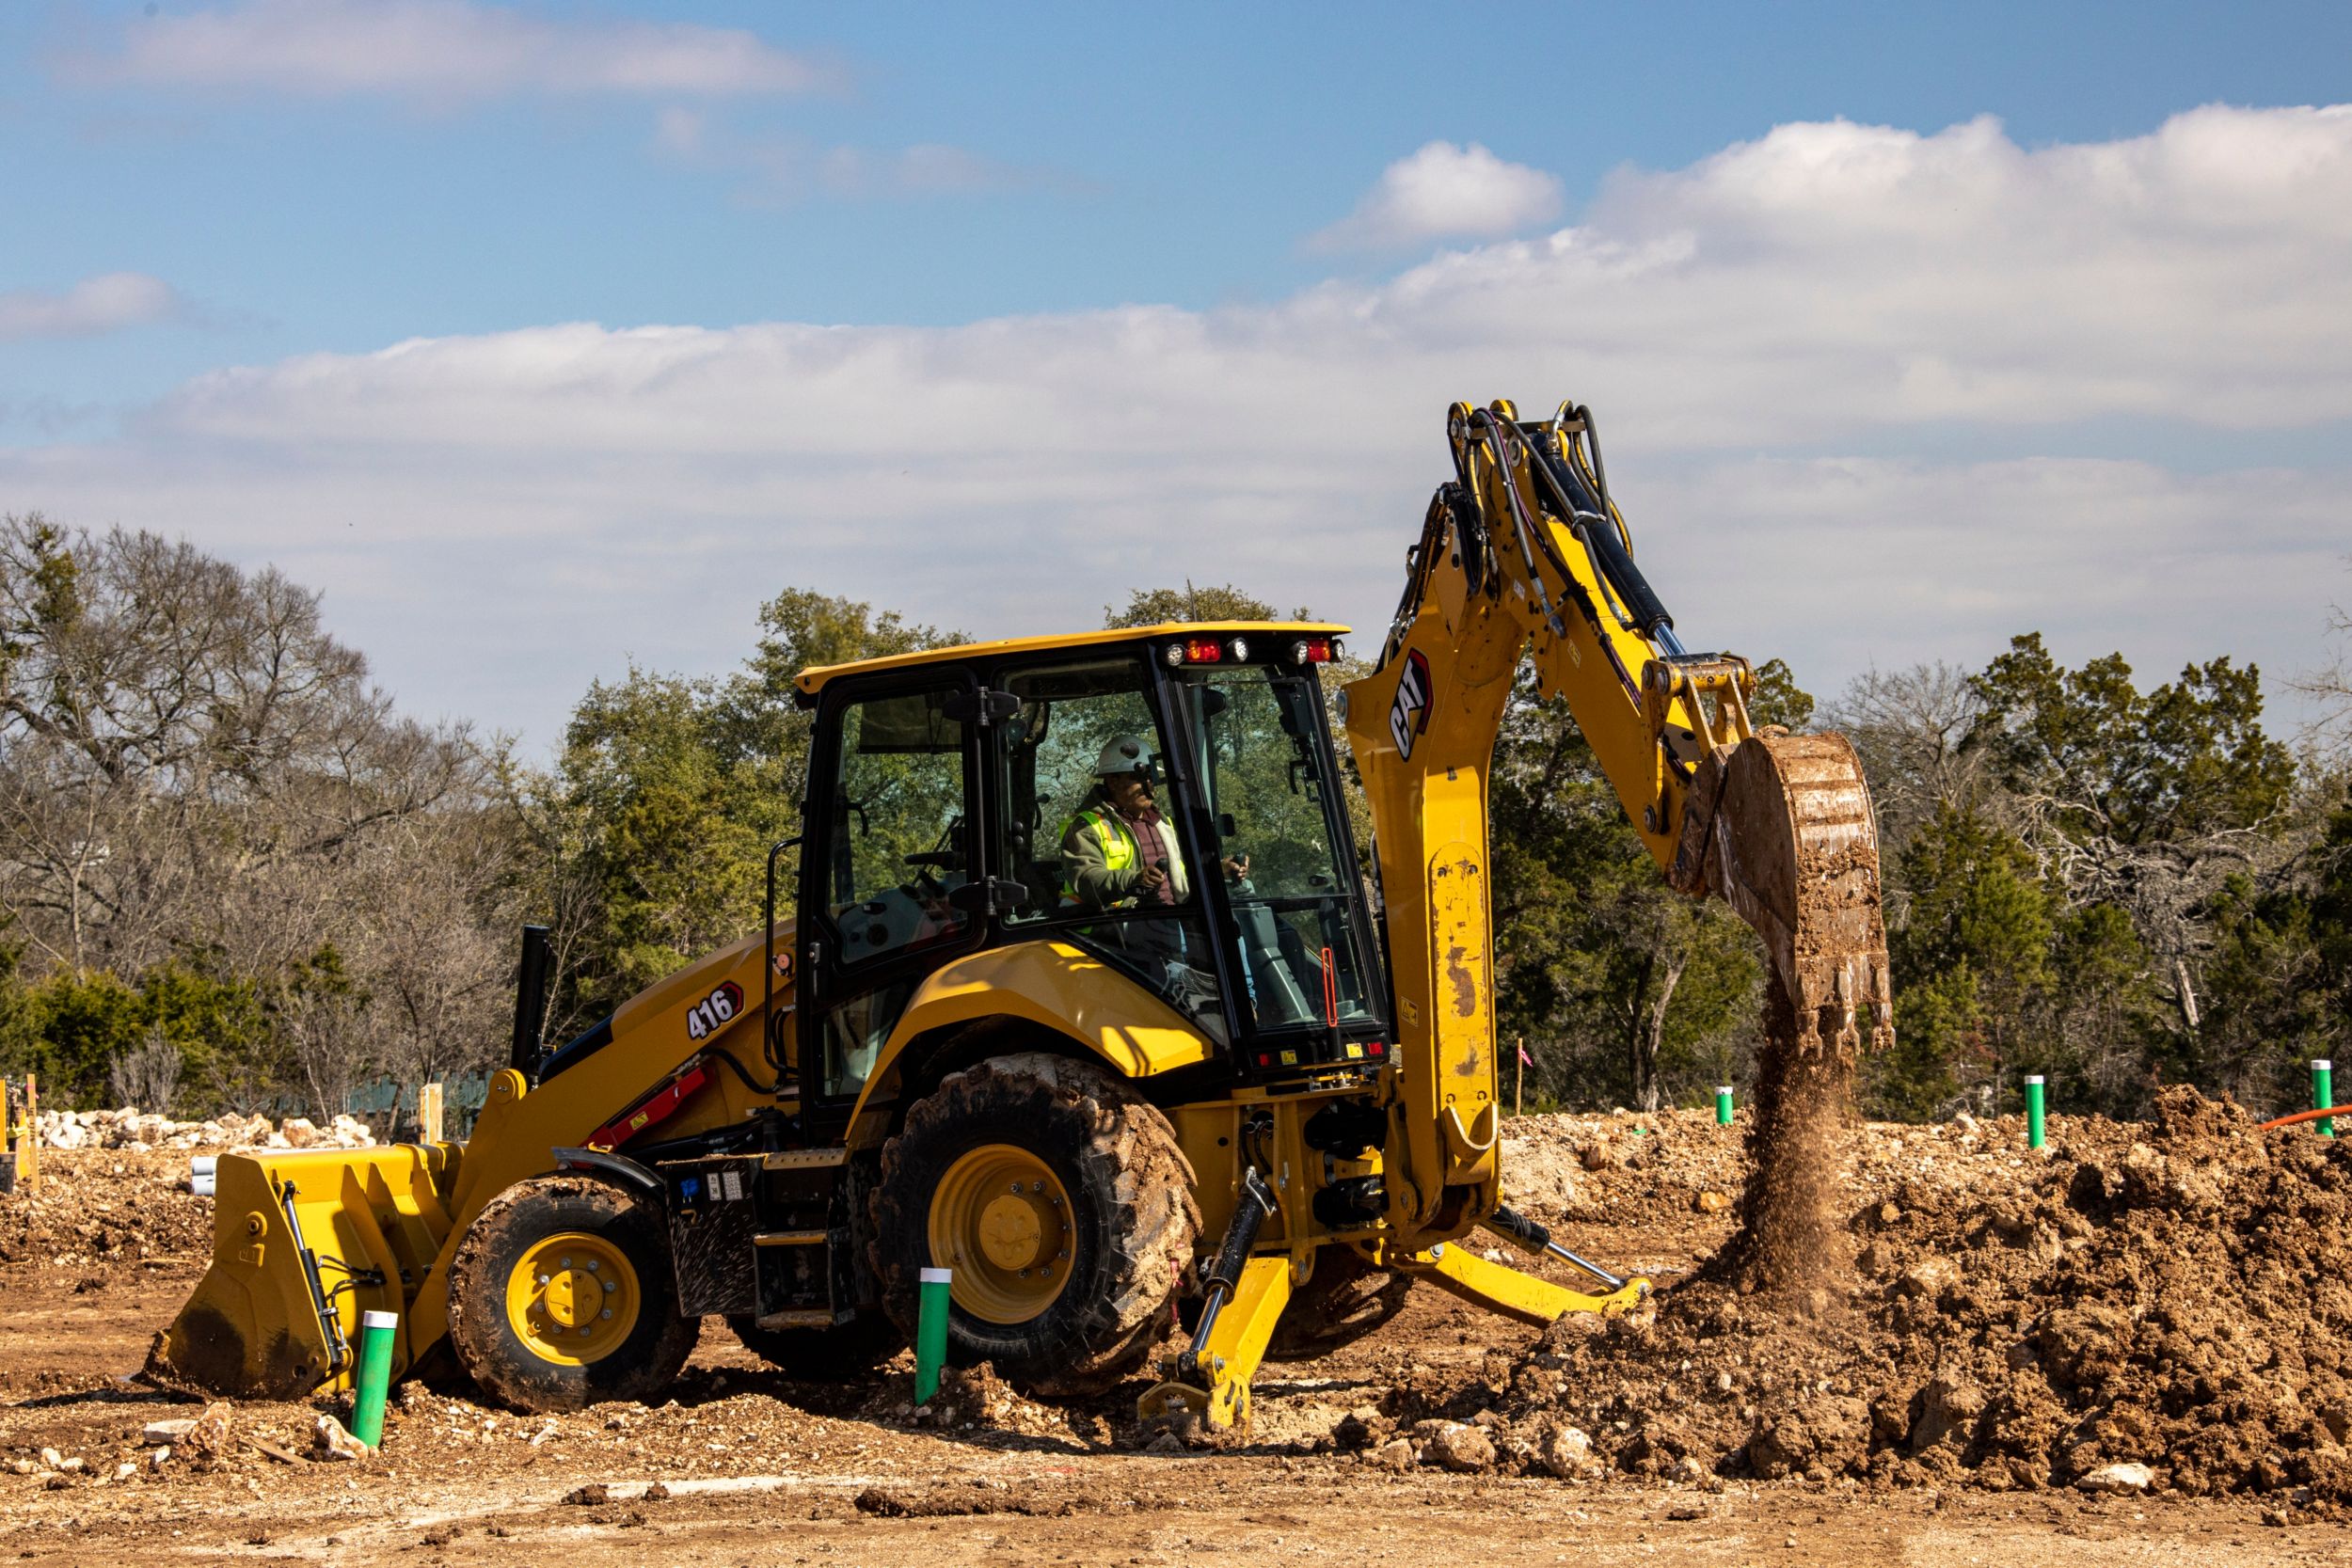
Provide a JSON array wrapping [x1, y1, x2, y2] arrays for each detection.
[[1263, 1246, 1413, 1362], [447, 1174, 698, 1413], [867, 1053, 1200, 1395]]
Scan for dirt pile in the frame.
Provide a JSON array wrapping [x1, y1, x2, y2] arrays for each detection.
[[0, 1150, 217, 1269], [1488, 1088, 2352, 1507]]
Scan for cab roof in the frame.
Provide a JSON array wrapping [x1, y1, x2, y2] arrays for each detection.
[[794, 621, 1352, 696]]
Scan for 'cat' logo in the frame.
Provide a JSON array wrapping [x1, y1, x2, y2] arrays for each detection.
[[1389, 649, 1433, 759]]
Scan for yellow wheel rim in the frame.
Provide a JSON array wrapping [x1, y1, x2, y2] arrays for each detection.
[[503, 1231, 641, 1367], [927, 1144, 1075, 1324]]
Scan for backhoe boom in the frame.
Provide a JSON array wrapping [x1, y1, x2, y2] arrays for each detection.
[[1343, 399, 1893, 1256]]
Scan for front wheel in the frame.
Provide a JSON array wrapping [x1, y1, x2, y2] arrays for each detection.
[[446, 1175, 698, 1412], [867, 1053, 1200, 1394]]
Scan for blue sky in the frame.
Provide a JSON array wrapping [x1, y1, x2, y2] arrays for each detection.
[[3, 2, 2350, 748]]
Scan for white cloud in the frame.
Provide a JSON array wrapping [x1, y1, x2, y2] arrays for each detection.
[[73, 0, 829, 101], [8, 105, 2352, 744], [1310, 141, 1565, 250], [0, 272, 186, 341]]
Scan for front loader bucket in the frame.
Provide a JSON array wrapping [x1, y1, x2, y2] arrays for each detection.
[[1681, 732, 1895, 1058], [152, 1143, 456, 1400]]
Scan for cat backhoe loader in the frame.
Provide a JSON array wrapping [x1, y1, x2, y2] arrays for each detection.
[[157, 399, 1891, 1428]]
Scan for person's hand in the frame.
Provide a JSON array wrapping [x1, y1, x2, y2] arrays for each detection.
[[1222, 853, 1250, 881], [1136, 863, 1168, 892]]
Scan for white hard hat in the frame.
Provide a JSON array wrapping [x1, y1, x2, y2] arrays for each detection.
[[1095, 736, 1154, 777]]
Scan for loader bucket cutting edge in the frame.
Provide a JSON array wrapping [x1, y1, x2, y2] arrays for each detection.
[[152, 1143, 456, 1400], [1706, 732, 1895, 1058]]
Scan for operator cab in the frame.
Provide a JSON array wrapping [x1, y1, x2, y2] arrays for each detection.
[[792, 624, 1388, 1121]]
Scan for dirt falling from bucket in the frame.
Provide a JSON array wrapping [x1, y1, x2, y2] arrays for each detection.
[[1721, 977, 1857, 1302]]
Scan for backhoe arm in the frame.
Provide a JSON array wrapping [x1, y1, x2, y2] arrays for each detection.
[[1343, 400, 1893, 1246]]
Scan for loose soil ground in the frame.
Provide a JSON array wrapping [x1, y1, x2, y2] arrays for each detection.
[[4, 1103, 2348, 1565]]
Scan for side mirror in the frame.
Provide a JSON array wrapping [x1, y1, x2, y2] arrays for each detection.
[[943, 689, 1023, 726], [947, 878, 1030, 918]]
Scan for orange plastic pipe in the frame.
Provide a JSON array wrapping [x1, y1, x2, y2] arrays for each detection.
[[2255, 1104, 2352, 1132]]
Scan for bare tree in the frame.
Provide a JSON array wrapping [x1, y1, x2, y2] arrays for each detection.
[[0, 515, 519, 1110]]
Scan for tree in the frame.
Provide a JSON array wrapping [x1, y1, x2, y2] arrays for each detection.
[[1874, 805, 2054, 1118], [516, 589, 961, 1040], [1491, 666, 1768, 1112], [1104, 583, 1311, 628], [1969, 633, 2295, 1038], [0, 515, 513, 1112]]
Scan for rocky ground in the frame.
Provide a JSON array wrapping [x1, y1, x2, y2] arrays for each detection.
[[24, 1105, 376, 1152], [2, 1099, 2347, 1565]]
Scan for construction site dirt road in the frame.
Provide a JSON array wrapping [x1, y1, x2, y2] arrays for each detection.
[[6, 1098, 2350, 1566]]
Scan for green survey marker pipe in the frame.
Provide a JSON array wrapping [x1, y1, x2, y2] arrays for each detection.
[[1715, 1085, 1734, 1126], [2315, 1060, 2335, 1138], [351, 1309, 397, 1449], [2026, 1075, 2046, 1150], [915, 1266, 952, 1405]]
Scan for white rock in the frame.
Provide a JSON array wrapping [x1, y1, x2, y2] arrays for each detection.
[[2077, 1462, 2154, 1495], [141, 1418, 197, 1445], [313, 1413, 370, 1461]]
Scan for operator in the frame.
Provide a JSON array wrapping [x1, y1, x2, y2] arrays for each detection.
[[1060, 736, 1248, 918]]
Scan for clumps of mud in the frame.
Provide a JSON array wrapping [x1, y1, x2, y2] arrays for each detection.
[[0, 1150, 215, 1268], [1493, 1088, 2352, 1508]]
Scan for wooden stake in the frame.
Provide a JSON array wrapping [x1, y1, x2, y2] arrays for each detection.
[[418, 1082, 445, 1146], [19, 1074, 37, 1194], [1514, 1037, 1524, 1117]]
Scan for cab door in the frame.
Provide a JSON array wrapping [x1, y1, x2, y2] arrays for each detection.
[[796, 669, 987, 1138]]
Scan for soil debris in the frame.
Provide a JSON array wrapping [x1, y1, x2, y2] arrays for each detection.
[[1492, 1087, 2352, 1510]]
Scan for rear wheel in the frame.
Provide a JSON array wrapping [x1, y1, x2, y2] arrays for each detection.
[[1263, 1246, 1413, 1362], [726, 1313, 903, 1380], [868, 1053, 1200, 1394], [447, 1175, 698, 1412]]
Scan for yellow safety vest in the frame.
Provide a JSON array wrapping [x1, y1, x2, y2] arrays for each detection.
[[1059, 808, 1140, 905]]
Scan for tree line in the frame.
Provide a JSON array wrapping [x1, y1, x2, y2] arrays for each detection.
[[0, 512, 2343, 1125]]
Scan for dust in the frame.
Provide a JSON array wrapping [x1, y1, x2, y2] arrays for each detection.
[[1720, 977, 1857, 1300]]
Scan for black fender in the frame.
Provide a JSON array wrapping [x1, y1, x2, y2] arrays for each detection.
[[549, 1147, 663, 1203]]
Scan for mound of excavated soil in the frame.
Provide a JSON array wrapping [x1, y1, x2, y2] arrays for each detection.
[[0, 1151, 216, 1270], [1484, 1088, 2352, 1508]]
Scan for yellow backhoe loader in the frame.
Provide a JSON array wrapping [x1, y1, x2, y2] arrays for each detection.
[[157, 399, 1891, 1427]]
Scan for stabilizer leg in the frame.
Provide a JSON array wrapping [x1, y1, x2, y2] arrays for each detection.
[[1395, 1241, 1647, 1326], [1137, 1254, 1293, 1430]]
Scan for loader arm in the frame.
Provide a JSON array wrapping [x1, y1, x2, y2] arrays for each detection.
[[1342, 399, 1894, 1249]]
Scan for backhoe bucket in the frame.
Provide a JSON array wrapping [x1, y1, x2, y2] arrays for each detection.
[[1677, 732, 1894, 1057], [151, 1144, 456, 1400]]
